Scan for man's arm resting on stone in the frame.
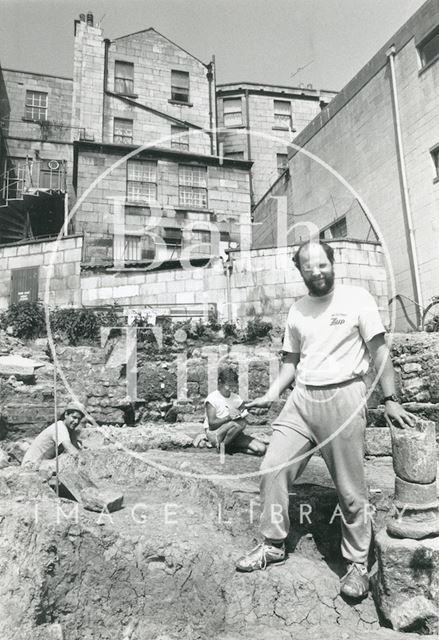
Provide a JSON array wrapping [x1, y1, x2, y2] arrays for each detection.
[[246, 352, 300, 408], [367, 333, 415, 429]]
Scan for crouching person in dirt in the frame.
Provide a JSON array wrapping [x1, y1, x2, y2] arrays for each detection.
[[204, 367, 266, 456], [21, 402, 86, 470]]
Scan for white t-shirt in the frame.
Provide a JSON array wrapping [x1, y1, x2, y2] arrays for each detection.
[[204, 389, 243, 430], [22, 421, 72, 465], [283, 284, 385, 386]]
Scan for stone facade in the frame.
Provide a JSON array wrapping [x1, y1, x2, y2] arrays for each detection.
[[0, 236, 82, 309], [103, 28, 213, 154], [0, 68, 74, 242], [74, 143, 252, 265], [69, 16, 252, 265], [254, 0, 439, 331], [2, 69, 73, 144], [216, 83, 337, 204], [1, 68, 74, 191]]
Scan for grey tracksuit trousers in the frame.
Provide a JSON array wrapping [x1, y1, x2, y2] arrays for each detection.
[[259, 378, 372, 564]]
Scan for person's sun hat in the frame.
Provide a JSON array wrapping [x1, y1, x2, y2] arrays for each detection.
[[65, 401, 86, 417]]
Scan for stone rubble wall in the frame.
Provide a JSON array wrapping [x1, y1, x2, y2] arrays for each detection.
[[0, 332, 438, 461]]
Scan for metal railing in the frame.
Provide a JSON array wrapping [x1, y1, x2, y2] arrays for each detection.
[[0, 159, 66, 206]]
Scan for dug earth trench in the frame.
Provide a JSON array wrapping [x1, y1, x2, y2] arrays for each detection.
[[0, 429, 432, 640]]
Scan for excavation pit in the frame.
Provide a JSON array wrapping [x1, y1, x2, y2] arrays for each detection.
[[0, 432, 425, 640]]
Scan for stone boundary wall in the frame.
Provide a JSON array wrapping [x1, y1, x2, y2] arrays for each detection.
[[0, 237, 387, 327], [229, 240, 387, 325], [0, 235, 83, 309], [2, 333, 438, 462], [81, 239, 388, 326]]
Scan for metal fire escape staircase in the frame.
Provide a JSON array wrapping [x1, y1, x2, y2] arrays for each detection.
[[0, 158, 67, 243]]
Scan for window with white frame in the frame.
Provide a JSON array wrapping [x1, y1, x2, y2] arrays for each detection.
[[171, 70, 190, 102], [113, 235, 141, 262], [114, 61, 134, 95], [320, 216, 347, 240], [276, 153, 288, 175], [273, 100, 292, 129], [126, 160, 157, 204], [25, 90, 48, 121], [419, 27, 439, 68], [179, 165, 207, 208], [113, 118, 133, 144], [171, 125, 189, 150], [223, 97, 243, 126]]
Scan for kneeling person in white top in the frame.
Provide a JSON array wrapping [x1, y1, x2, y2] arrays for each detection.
[[205, 367, 266, 456], [22, 402, 85, 469]]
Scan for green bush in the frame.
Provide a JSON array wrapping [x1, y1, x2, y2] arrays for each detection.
[[222, 321, 239, 338], [244, 316, 273, 342], [207, 305, 221, 331], [0, 301, 122, 345], [0, 301, 46, 339], [50, 307, 122, 345], [0, 301, 275, 347]]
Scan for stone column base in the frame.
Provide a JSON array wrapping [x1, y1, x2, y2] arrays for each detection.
[[373, 529, 439, 634], [387, 507, 439, 539]]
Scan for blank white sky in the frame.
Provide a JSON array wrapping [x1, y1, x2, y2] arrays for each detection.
[[0, 0, 427, 91]]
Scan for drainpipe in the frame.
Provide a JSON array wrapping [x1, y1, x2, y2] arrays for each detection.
[[386, 45, 423, 324], [64, 192, 69, 236], [212, 55, 218, 155], [223, 253, 233, 322], [244, 89, 254, 209], [102, 38, 110, 142], [206, 59, 214, 155]]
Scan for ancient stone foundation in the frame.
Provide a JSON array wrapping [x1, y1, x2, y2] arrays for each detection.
[[373, 417, 439, 633]]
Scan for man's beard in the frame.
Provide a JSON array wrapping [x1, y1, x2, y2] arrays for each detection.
[[305, 272, 335, 296]]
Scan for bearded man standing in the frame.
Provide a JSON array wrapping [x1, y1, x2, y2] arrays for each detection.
[[236, 240, 414, 599]]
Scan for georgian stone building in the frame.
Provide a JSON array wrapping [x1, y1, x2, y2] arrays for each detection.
[[216, 82, 337, 205], [71, 16, 252, 266]]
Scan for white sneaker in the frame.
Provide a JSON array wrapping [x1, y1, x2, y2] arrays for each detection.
[[236, 542, 286, 572]]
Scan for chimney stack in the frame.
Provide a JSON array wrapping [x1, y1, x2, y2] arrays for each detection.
[[86, 12, 94, 26]]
